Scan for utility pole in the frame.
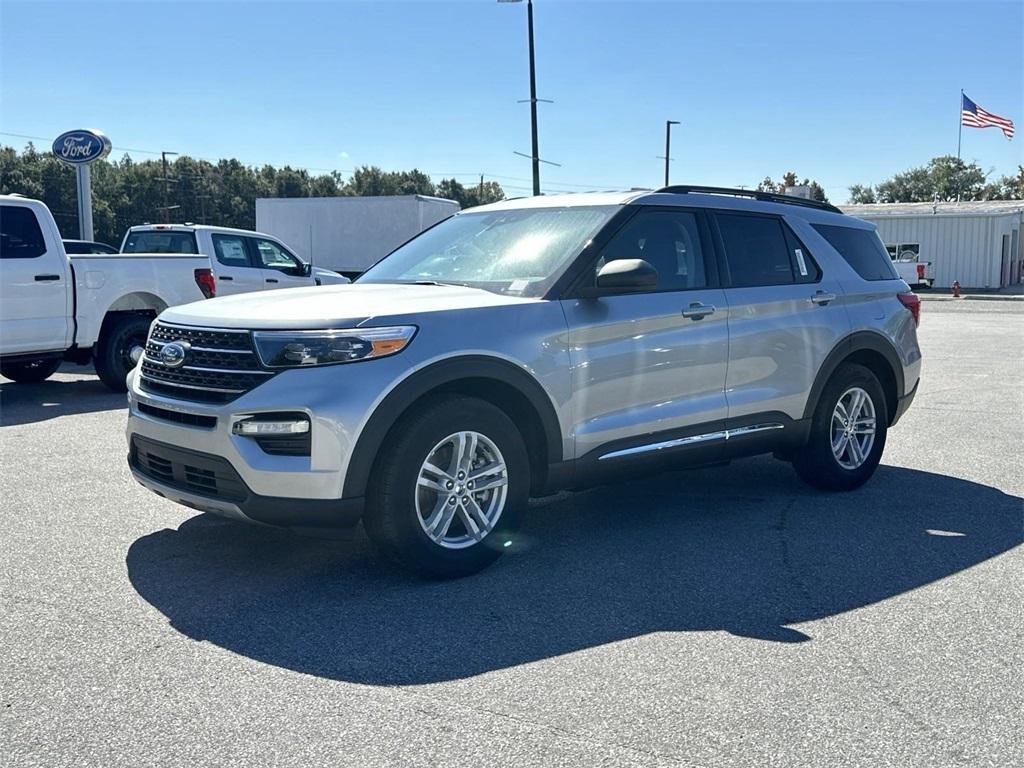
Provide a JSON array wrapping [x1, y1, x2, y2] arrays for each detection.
[[663, 120, 680, 186], [501, 0, 557, 195], [159, 151, 179, 222], [479, 174, 485, 202], [526, 0, 540, 196]]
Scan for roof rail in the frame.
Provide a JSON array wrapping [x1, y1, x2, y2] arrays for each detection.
[[655, 185, 843, 214]]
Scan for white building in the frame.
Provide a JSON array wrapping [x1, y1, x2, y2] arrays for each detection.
[[841, 200, 1024, 289]]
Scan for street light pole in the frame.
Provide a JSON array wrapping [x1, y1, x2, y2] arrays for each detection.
[[664, 120, 680, 186]]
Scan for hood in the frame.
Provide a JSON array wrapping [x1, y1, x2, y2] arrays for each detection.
[[158, 282, 540, 330]]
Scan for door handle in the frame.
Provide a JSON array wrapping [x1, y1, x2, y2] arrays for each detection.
[[682, 302, 715, 320], [34, 274, 61, 282], [265, 278, 279, 284], [810, 291, 837, 306], [219, 275, 233, 281]]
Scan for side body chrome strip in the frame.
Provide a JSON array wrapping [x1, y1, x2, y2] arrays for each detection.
[[597, 423, 785, 461]]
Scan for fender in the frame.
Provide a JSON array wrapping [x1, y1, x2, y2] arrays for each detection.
[[341, 355, 564, 499], [803, 331, 905, 422]]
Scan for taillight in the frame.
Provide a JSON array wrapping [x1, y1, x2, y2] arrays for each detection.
[[916, 264, 925, 280], [194, 268, 216, 299], [898, 292, 920, 327]]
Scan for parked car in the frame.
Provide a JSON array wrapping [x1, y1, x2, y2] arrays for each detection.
[[62, 239, 118, 255], [887, 243, 934, 288], [0, 195, 215, 390], [121, 224, 349, 295], [126, 186, 922, 576]]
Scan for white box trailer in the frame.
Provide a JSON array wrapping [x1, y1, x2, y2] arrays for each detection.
[[255, 195, 460, 277]]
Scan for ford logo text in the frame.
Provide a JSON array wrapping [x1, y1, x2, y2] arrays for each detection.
[[160, 342, 190, 369], [51, 129, 112, 166]]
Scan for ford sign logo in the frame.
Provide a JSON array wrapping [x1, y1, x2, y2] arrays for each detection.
[[160, 341, 190, 369], [51, 129, 112, 166]]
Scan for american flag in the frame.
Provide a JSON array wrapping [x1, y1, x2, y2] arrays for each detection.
[[961, 94, 1015, 139]]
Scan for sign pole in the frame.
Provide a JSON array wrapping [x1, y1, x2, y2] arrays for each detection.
[[52, 129, 111, 242], [76, 165, 93, 240]]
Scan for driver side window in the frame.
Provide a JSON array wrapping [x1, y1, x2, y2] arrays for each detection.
[[596, 210, 708, 291], [252, 237, 300, 272]]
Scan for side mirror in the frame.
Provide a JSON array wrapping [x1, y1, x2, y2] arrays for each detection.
[[301, 262, 312, 277], [579, 259, 658, 297]]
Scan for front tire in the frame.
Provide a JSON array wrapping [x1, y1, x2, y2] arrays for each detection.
[[364, 395, 529, 577], [793, 363, 887, 491], [0, 358, 62, 383], [94, 314, 152, 392]]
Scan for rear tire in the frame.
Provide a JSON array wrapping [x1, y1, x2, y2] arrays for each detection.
[[0, 358, 62, 383], [364, 395, 529, 578], [94, 314, 152, 392], [793, 363, 887, 491]]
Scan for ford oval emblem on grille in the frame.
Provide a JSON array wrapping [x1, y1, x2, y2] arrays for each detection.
[[161, 341, 190, 368]]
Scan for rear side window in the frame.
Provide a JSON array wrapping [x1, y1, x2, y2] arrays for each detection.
[[212, 234, 251, 267], [0, 206, 47, 259], [813, 224, 899, 281], [716, 213, 794, 287], [122, 230, 198, 254]]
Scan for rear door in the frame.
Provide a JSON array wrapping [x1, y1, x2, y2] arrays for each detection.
[[209, 233, 266, 295], [250, 236, 313, 290], [0, 203, 71, 354], [561, 207, 730, 463], [712, 211, 847, 427]]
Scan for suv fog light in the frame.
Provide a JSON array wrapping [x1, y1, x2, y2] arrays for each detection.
[[233, 417, 310, 436]]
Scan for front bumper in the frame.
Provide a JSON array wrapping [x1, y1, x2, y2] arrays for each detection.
[[129, 434, 363, 529], [125, 364, 382, 530]]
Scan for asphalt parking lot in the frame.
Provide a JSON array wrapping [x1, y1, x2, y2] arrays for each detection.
[[1, 300, 1021, 768]]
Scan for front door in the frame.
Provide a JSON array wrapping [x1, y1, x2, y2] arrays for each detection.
[[561, 208, 730, 463], [0, 204, 71, 354], [251, 236, 312, 290]]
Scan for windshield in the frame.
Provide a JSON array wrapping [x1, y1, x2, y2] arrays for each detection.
[[122, 230, 199, 254], [359, 206, 617, 296]]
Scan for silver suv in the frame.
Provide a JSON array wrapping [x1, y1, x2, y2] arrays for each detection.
[[126, 186, 922, 576]]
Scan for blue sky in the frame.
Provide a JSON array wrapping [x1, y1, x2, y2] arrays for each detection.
[[1, 0, 1021, 202]]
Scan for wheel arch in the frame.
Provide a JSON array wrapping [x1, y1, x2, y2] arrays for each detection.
[[343, 356, 564, 500], [804, 332, 904, 426], [98, 293, 166, 341]]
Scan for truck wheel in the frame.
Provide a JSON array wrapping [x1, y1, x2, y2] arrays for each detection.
[[793, 363, 887, 491], [94, 314, 152, 392], [364, 395, 529, 578], [0, 358, 62, 384]]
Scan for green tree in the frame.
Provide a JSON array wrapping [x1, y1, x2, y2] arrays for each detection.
[[0, 146, 505, 244], [757, 171, 828, 202], [847, 184, 876, 204]]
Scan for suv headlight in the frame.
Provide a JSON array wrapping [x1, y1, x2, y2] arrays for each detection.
[[253, 326, 417, 368]]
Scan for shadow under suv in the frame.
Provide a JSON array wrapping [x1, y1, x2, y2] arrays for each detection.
[[126, 186, 922, 576]]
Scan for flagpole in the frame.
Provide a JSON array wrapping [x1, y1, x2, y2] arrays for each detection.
[[957, 88, 963, 161]]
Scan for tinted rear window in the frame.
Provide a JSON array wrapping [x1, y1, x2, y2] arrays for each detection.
[[717, 213, 794, 287], [812, 224, 899, 281], [122, 231, 199, 254]]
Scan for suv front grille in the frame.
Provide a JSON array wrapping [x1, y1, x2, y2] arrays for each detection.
[[139, 322, 275, 403]]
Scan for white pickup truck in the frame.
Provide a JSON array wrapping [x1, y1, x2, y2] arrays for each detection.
[[121, 224, 349, 295], [0, 196, 215, 391], [887, 244, 934, 288]]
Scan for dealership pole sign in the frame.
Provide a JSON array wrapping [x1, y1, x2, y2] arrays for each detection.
[[52, 129, 112, 241]]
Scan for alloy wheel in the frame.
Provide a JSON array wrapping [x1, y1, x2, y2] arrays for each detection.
[[415, 431, 509, 549]]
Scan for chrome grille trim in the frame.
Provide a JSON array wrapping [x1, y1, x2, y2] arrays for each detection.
[[139, 322, 275, 403]]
